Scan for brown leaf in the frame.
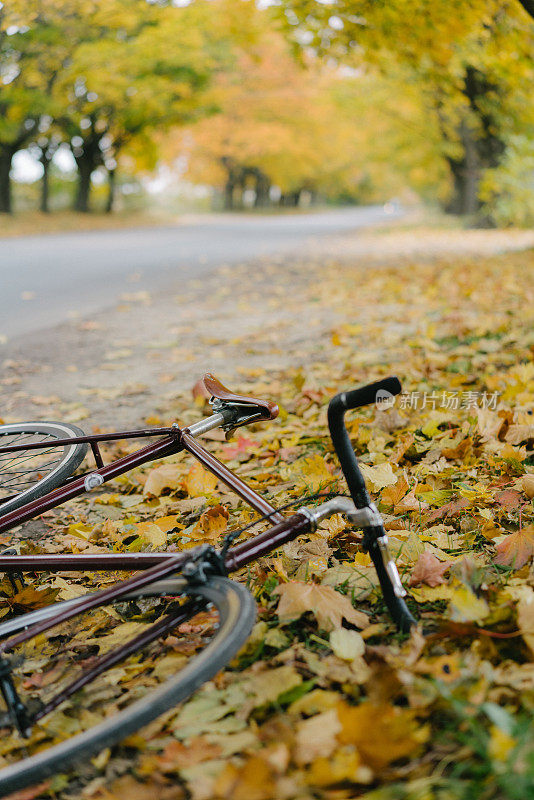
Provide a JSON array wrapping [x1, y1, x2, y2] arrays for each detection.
[[381, 473, 409, 508], [190, 504, 229, 542], [192, 376, 210, 403], [390, 433, 415, 464], [157, 737, 222, 770], [273, 581, 368, 631], [494, 526, 534, 569], [426, 497, 470, 522], [408, 552, 451, 587], [505, 424, 534, 446], [395, 488, 426, 514], [495, 489, 523, 510], [6, 585, 60, 612], [441, 436, 472, 460]]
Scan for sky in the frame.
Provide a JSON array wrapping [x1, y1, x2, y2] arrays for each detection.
[[12, 147, 76, 183]]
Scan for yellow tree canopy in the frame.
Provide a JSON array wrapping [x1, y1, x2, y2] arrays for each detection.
[[175, 2, 446, 202]]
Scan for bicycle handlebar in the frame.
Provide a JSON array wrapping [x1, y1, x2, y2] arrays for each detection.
[[338, 376, 402, 412], [328, 377, 416, 632], [327, 376, 402, 508]]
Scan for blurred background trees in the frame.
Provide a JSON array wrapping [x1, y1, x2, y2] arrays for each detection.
[[1, 0, 533, 224]]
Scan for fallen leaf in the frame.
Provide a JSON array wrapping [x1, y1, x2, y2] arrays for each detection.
[[360, 462, 398, 493], [214, 755, 275, 800], [135, 522, 167, 548], [191, 504, 229, 542], [273, 581, 368, 631], [516, 586, 534, 655], [294, 709, 341, 764], [329, 628, 365, 660], [283, 454, 335, 493], [495, 489, 523, 510], [308, 748, 369, 787], [381, 473, 409, 507], [494, 525, 534, 569], [143, 464, 183, 497], [184, 462, 218, 496], [522, 474, 534, 499], [408, 552, 451, 587], [448, 582, 490, 623], [337, 701, 428, 770]]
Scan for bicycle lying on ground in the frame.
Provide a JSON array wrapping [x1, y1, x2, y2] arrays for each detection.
[[0, 373, 415, 796]]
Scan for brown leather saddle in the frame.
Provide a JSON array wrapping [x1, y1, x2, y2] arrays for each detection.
[[202, 373, 278, 433]]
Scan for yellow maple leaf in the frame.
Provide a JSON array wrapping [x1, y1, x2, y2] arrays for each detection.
[[273, 581, 368, 631], [337, 701, 428, 770], [284, 453, 335, 493], [359, 462, 398, 493], [309, 748, 369, 787], [143, 464, 183, 497], [184, 462, 218, 496], [135, 521, 167, 548], [153, 514, 183, 533], [448, 582, 489, 623]]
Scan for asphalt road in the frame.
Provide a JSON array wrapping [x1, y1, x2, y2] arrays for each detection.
[[0, 206, 392, 339]]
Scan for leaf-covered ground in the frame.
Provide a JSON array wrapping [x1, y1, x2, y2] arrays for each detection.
[[1, 231, 534, 800]]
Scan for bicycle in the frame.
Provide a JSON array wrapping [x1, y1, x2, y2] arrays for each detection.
[[0, 373, 415, 796]]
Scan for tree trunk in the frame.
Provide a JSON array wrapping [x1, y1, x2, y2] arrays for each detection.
[[224, 176, 235, 210], [0, 149, 14, 214], [74, 155, 94, 213], [446, 121, 482, 216], [254, 171, 271, 208], [445, 67, 506, 219], [40, 156, 51, 214], [105, 168, 116, 214], [279, 191, 301, 208]]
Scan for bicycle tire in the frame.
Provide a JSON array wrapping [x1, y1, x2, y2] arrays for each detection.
[[0, 575, 255, 797], [0, 422, 88, 517]]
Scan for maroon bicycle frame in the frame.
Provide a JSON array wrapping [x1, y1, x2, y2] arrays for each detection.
[[0, 419, 316, 721]]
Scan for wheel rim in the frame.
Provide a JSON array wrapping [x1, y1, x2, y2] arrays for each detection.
[[0, 423, 85, 514]]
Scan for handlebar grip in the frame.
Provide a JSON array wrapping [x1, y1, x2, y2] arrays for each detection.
[[340, 376, 402, 410], [327, 376, 402, 508]]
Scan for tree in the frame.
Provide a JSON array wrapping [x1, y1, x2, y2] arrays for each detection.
[[51, 0, 222, 212], [0, 4, 50, 212], [179, 2, 445, 210], [0, 0, 227, 214], [277, 0, 534, 219]]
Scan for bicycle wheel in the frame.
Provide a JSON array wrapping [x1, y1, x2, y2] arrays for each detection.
[[0, 575, 255, 796], [0, 422, 88, 517]]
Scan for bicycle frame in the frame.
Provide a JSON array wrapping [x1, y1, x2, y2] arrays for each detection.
[[0, 377, 414, 730], [0, 414, 283, 542], [0, 412, 323, 726]]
